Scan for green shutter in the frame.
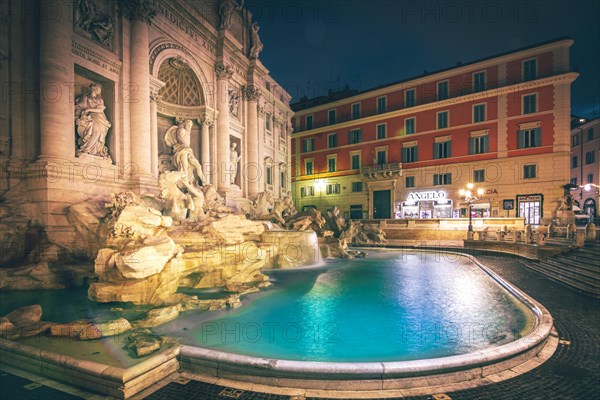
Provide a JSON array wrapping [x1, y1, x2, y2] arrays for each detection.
[[433, 143, 439, 159], [484, 136, 490, 153], [518, 130, 525, 149], [447, 141, 452, 157], [534, 128, 541, 147]]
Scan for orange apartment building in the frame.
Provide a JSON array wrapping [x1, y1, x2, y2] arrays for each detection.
[[291, 38, 578, 225], [570, 117, 600, 218]]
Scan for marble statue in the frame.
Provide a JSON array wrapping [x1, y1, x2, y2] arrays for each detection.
[[219, 0, 243, 30], [249, 22, 263, 59], [74, 83, 111, 159], [75, 0, 113, 46], [164, 119, 205, 186], [229, 142, 241, 185], [229, 89, 240, 117]]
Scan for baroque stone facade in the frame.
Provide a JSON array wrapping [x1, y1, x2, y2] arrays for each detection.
[[0, 0, 292, 248]]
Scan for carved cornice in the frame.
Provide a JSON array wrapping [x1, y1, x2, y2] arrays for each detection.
[[198, 107, 218, 126], [242, 84, 261, 102], [149, 88, 162, 102], [121, 0, 157, 24], [215, 62, 233, 80]]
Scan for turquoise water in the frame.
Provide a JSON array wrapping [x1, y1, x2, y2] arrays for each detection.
[[160, 250, 533, 362]]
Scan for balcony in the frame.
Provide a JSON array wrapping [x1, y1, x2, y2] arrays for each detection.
[[361, 163, 402, 179]]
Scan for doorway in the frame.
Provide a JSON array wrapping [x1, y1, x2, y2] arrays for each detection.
[[373, 190, 391, 219]]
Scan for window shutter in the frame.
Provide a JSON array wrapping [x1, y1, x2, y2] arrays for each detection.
[[518, 130, 524, 149], [401, 148, 407, 162], [483, 136, 490, 153], [414, 146, 418, 162], [534, 128, 541, 147], [447, 173, 452, 184], [447, 141, 452, 157], [433, 143, 439, 159], [434, 175, 439, 186], [469, 138, 474, 154]]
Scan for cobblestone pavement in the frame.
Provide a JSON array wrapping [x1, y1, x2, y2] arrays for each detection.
[[1, 253, 598, 400]]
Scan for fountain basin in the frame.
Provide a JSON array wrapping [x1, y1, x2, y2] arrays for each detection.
[[169, 250, 554, 391]]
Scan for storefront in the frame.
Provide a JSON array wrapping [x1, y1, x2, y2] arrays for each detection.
[[399, 190, 454, 219], [517, 194, 543, 225]]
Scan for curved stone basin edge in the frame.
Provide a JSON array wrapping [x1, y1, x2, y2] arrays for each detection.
[[178, 251, 554, 385]]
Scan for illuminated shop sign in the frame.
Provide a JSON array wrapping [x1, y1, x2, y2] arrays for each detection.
[[406, 191, 447, 202]]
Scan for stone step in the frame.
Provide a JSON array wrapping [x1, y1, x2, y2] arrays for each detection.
[[541, 258, 600, 282], [555, 252, 600, 268], [526, 262, 600, 297], [579, 246, 600, 256]]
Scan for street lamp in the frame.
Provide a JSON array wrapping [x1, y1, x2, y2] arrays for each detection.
[[459, 182, 485, 235]]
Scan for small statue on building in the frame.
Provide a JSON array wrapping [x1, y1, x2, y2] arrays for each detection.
[[164, 119, 205, 186], [229, 89, 240, 117], [75, 0, 114, 46], [219, 0, 243, 30], [229, 142, 241, 185], [249, 22, 263, 59], [74, 83, 111, 159]]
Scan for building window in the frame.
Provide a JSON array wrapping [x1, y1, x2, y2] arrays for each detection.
[[523, 58, 537, 81], [300, 186, 314, 197], [523, 94, 537, 114], [376, 150, 386, 166], [349, 204, 363, 219], [327, 156, 337, 172], [572, 134, 580, 147], [305, 115, 313, 130], [473, 104, 486, 123], [571, 156, 578, 168], [405, 88, 416, 107], [437, 111, 449, 129], [326, 183, 340, 195], [523, 164, 537, 179], [376, 124, 386, 140], [280, 171, 286, 188], [304, 160, 313, 175], [405, 117, 416, 134], [470, 135, 489, 154], [570, 177, 578, 186], [405, 176, 415, 188], [351, 182, 363, 192], [518, 128, 541, 148], [585, 151, 596, 164], [434, 140, 452, 159], [328, 109, 336, 125], [437, 80, 449, 100], [377, 97, 387, 114], [588, 128, 595, 141], [473, 71, 486, 92], [352, 103, 361, 119], [433, 173, 452, 186], [351, 153, 361, 169], [349, 128, 362, 144], [266, 166, 272, 185], [587, 174, 594, 184], [328, 133, 337, 148], [303, 138, 314, 152], [474, 169, 485, 182], [402, 146, 418, 163]]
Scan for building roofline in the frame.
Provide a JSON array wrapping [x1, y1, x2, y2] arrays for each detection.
[[292, 37, 574, 112]]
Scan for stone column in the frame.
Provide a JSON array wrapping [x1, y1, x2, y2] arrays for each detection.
[[149, 90, 160, 177], [215, 62, 233, 192], [243, 85, 261, 198], [123, 1, 156, 176], [198, 114, 213, 184], [39, 0, 74, 159]]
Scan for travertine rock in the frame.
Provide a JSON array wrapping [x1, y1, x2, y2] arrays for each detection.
[[285, 208, 326, 232], [132, 305, 180, 328], [0, 317, 15, 333], [48, 318, 131, 340], [115, 237, 179, 279], [5, 305, 42, 326], [127, 329, 163, 357], [202, 214, 265, 245]]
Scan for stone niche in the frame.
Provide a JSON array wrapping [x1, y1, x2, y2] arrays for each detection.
[[74, 65, 116, 161]]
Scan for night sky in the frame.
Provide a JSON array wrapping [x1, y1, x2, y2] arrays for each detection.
[[245, 0, 600, 118]]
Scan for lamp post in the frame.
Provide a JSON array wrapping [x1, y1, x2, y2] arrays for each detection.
[[459, 182, 485, 238]]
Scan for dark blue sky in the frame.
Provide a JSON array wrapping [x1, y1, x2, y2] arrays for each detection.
[[245, 0, 600, 118]]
